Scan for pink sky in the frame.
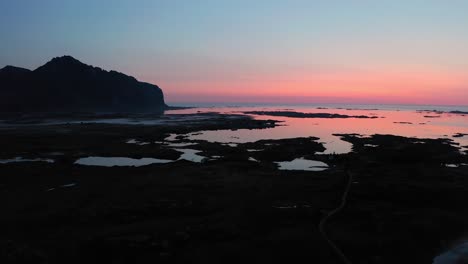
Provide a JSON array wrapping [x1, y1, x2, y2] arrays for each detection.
[[156, 67, 468, 105]]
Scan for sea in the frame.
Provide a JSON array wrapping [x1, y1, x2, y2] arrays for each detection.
[[166, 103, 468, 154]]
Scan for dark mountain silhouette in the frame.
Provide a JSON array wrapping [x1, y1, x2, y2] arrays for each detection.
[[0, 56, 167, 113]]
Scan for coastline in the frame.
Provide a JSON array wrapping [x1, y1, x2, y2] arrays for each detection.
[[0, 109, 467, 263]]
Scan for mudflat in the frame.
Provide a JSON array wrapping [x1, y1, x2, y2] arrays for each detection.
[[0, 113, 467, 264]]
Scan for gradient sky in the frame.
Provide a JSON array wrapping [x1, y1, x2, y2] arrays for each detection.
[[1, 0, 468, 105]]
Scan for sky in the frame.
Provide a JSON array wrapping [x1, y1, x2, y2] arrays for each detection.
[[1, 0, 468, 105]]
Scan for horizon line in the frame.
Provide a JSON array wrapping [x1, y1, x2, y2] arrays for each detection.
[[166, 101, 468, 108]]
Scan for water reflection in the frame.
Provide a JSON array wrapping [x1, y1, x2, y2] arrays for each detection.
[[0, 157, 54, 164], [166, 106, 468, 154], [75, 157, 173, 167], [248, 157, 260, 162], [126, 139, 150, 145], [75, 149, 208, 167], [275, 158, 329, 171], [176, 149, 206, 163], [166, 142, 198, 147]]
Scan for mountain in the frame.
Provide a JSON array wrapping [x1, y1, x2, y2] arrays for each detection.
[[0, 56, 167, 113]]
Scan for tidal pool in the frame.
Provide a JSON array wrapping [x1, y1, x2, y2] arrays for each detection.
[[446, 163, 468, 168], [275, 158, 329, 171], [248, 157, 260, 162], [0, 157, 55, 164], [126, 139, 150, 145], [75, 148, 208, 167], [166, 142, 198, 147], [74, 157, 173, 167], [176, 149, 206, 163]]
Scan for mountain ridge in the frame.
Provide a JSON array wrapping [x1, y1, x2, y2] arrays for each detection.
[[0, 56, 167, 113]]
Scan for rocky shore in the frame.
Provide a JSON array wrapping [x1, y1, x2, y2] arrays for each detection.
[[243, 111, 380, 119]]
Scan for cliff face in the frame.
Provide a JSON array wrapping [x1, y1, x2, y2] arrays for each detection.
[[0, 56, 167, 113]]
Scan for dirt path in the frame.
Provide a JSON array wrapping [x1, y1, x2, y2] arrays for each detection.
[[319, 169, 353, 264]]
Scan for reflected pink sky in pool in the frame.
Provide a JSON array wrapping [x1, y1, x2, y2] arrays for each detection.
[[166, 106, 468, 154]]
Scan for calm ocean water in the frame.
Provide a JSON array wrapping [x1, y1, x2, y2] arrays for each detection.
[[169, 102, 468, 113], [166, 103, 468, 154]]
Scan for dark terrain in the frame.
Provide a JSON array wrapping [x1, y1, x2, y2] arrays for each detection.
[[243, 111, 379, 119], [0, 113, 467, 264]]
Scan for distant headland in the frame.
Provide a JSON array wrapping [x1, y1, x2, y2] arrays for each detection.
[[0, 56, 167, 113]]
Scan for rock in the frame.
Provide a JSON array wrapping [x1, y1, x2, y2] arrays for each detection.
[[243, 111, 379, 119]]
